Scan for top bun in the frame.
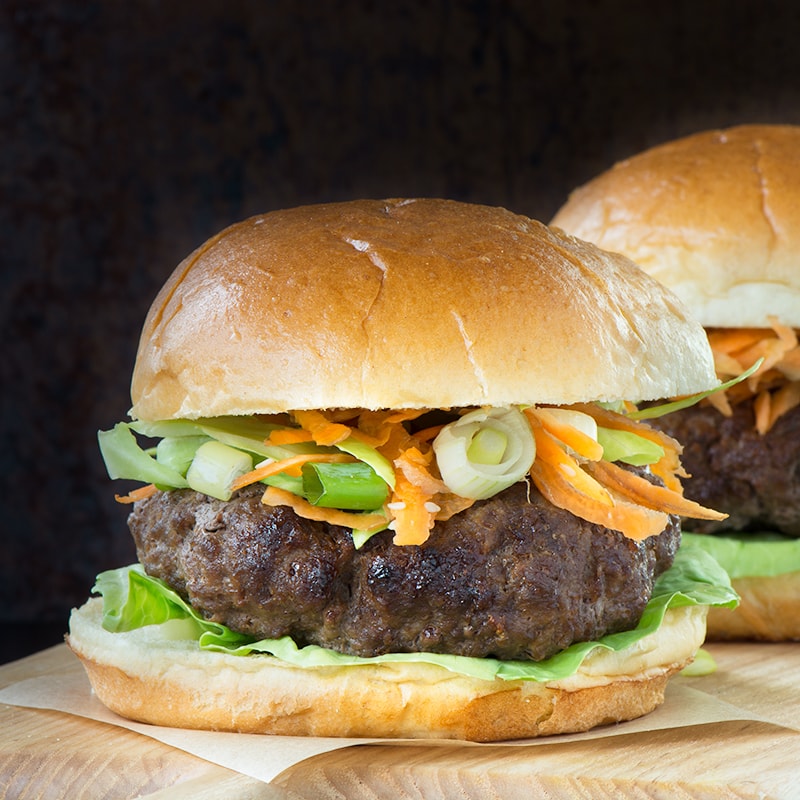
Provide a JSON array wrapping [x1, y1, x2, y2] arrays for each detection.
[[130, 198, 717, 420], [551, 124, 800, 328]]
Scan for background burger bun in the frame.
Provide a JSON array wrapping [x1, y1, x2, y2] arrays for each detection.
[[67, 597, 706, 740], [130, 198, 717, 421], [550, 124, 800, 329]]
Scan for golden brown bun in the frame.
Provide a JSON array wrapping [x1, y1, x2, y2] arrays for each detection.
[[67, 598, 706, 741], [705, 573, 800, 641], [130, 198, 717, 421], [551, 124, 800, 328]]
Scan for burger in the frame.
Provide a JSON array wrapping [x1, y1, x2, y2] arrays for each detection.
[[551, 124, 800, 642], [67, 198, 736, 741]]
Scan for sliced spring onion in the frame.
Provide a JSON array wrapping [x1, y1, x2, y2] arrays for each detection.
[[467, 427, 507, 464], [432, 406, 535, 500], [98, 423, 188, 489], [596, 427, 665, 466], [335, 436, 396, 489], [301, 462, 390, 510], [186, 441, 253, 501], [156, 435, 211, 476], [261, 469, 305, 496]]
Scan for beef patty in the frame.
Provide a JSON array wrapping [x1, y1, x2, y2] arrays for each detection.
[[129, 477, 680, 661], [652, 400, 800, 536]]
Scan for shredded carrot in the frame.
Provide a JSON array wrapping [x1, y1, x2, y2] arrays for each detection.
[[291, 410, 352, 446], [770, 381, 800, 429], [527, 407, 604, 461], [705, 320, 800, 433], [115, 483, 158, 504], [387, 472, 437, 546], [431, 493, 475, 521], [353, 409, 427, 447], [267, 428, 315, 445], [753, 390, 772, 437], [530, 459, 669, 541], [346, 426, 390, 447], [230, 453, 354, 491], [394, 446, 449, 495], [412, 424, 447, 443], [528, 416, 613, 507], [585, 460, 727, 521], [261, 486, 387, 531], [707, 328, 766, 355], [704, 385, 733, 417]]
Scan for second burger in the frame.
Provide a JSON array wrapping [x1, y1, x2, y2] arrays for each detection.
[[552, 124, 800, 642]]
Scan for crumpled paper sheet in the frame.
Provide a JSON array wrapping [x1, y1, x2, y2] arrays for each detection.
[[1, 656, 796, 786]]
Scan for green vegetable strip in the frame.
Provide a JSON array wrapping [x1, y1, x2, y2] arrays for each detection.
[[596, 427, 665, 466], [627, 358, 763, 421], [302, 462, 390, 510], [262, 471, 305, 496], [198, 418, 308, 460], [351, 523, 389, 550], [334, 436, 396, 489], [98, 423, 188, 489], [129, 419, 209, 438]]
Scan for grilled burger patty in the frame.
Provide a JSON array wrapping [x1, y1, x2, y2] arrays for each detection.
[[129, 477, 680, 662], [652, 399, 800, 537]]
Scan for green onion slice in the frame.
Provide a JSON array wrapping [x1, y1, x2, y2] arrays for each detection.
[[334, 436, 396, 489], [185, 441, 253, 501], [302, 461, 390, 510], [432, 406, 535, 500]]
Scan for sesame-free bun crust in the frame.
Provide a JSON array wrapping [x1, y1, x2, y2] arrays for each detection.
[[67, 598, 706, 741], [705, 572, 800, 642], [551, 125, 800, 328], [130, 198, 717, 421]]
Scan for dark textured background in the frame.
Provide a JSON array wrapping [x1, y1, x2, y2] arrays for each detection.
[[4, 0, 800, 663]]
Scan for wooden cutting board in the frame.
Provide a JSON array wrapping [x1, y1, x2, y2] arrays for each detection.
[[1, 641, 799, 799]]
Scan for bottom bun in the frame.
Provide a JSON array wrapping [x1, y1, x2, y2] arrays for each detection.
[[705, 572, 800, 642], [67, 597, 706, 741]]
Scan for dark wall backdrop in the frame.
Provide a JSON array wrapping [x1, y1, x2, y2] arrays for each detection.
[[3, 0, 800, 663]]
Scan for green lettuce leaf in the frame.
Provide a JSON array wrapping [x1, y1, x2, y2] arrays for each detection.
[[93, 545, 737, 683], [682, 532, 800, 579]]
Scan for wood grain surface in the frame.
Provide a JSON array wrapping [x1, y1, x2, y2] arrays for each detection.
[[1, 642, 798, 799]]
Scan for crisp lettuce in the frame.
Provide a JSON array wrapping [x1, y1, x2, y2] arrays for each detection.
[[682, 532, 800, 579], [93, 545, 737, 684]]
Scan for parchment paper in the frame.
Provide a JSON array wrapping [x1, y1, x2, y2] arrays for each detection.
[[1, 656, 796, 785]]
